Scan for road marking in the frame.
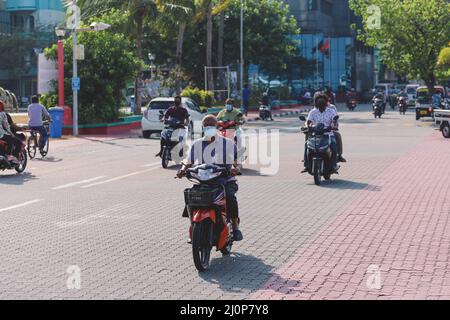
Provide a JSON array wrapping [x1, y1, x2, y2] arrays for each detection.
[[51, 176, 107, 190], [142, 161, 161, 168], [0, 199, 42, 213], [81, 167, 160, 189]]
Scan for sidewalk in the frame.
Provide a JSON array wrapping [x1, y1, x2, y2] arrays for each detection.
[[252, 131, 450, 300]]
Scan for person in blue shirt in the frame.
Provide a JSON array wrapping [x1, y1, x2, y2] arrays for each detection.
[[28, 96, 51, 152], [242, 83, 251, 116]]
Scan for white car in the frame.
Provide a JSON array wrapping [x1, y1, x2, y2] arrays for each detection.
[[141, 97, 206, 138], [405, 84, 420, 107]]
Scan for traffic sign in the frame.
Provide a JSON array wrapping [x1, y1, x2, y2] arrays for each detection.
[[72, 77, 80, 91]]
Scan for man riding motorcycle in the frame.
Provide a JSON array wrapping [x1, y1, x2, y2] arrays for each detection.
[[302, 92, 339, 173], [217, 98, 245, 150], [346, 88, 358, 108], [0, 101, 21, 163], [155, 95, 189, 157], [177, 115, 243, 242]]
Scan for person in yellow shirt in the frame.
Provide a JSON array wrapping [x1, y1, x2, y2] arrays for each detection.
[[216, 98, 244, 129]]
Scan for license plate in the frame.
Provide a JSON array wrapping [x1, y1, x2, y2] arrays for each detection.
[[420, 110, 428, 115]]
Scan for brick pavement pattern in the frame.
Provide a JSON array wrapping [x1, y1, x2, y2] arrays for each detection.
[[253, 132, 450, 300]]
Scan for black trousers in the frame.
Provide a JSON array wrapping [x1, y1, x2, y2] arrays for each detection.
[[0, 134, 21, 157]]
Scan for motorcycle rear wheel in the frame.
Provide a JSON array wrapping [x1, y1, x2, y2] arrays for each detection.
[[192, 220, 213, 272]]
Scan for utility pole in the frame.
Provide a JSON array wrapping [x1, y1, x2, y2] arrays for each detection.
[[240, 0, 244, 109], [72, 0, 79, 136]]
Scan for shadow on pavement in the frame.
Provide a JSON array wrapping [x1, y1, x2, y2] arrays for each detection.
[[199, 253, 278, 294], [0, 172, 38, 185], [319, 179, 381, 191], [240, 168, 273, 177], [33, 156, 63, 163]]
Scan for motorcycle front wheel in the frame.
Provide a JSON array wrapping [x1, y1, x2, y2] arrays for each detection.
[[192, 220, 213, 272], [313, 159, 322, 186], [161, 147, 169, 169]]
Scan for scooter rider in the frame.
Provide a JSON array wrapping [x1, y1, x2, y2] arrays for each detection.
[[177, 115, 243, 242], [301, 92, 339, 173], [217, 98, 244, 128], [155, 95, 189, 157], [261, 93, 274, 120], [217, 98, 245, 149], [326, 99, 346, 163]]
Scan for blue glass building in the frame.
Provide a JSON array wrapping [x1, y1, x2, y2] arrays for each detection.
[[0, 0, 65, 101], [251, 0, 375, 98]]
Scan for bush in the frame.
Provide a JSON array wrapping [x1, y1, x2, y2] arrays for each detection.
[[201, 90, 214, 108], [44, 14, 141, 124], [39, 93, 58, 109], [181, 87, 214, 107]]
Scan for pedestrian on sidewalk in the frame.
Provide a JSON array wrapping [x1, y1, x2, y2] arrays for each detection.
[[242, 83, 251, 116]]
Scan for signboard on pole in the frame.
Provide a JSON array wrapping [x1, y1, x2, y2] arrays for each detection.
[[37, 53, 58, 94], [72, 77, 81, 91]]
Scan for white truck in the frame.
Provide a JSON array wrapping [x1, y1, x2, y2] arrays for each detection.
[[434, 109, 450, 138]]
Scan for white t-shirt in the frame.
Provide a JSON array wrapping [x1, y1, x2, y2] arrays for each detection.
[[307, 107, 337, 135]]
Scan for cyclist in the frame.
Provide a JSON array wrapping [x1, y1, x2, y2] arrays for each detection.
[[28, 95, 51, 152]]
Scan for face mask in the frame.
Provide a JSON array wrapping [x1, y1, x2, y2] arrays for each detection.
[[203, 126, 217, 138], [226, 104, 233, 112]]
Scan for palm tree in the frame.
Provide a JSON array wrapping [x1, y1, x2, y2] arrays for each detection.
[[195, 0, 230, 91], [73, 0, 190, 114]]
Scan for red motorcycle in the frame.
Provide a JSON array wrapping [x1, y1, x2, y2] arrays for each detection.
[[182, 164, 235, 271], [0, 131, 28, 174], [217, 120, 246, 168]]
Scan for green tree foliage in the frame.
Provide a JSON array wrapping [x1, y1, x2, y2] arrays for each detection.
[[349, 0, 450, 92], [45, 17, 142, 124], [180, 0, 300, 86], [437, 46, 450, 81]]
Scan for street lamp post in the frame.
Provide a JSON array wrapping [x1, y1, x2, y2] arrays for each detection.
[[240, 0, 244, 109], [55, 27, 66, 107]]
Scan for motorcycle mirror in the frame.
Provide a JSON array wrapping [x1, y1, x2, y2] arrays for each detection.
[[299, 115, 306, 121]]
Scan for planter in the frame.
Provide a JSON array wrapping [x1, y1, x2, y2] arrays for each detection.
[[63, 115, 142, 135]]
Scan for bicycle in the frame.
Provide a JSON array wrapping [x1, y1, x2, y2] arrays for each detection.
[[27, 121, 50, 159]]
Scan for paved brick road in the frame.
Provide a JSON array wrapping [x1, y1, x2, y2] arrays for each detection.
[[0, 104, 446, 299], [253, 131, 450, 300]]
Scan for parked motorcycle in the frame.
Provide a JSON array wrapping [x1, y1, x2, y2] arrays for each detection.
[[259, 105, 273, 121], [398, 96, 408, 115], [159, 111, 187, 168], [181, 164, 236, 271], [373, 98, 384, 118], [300, 115, 340, 186], [0, 132, 27, 174]]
